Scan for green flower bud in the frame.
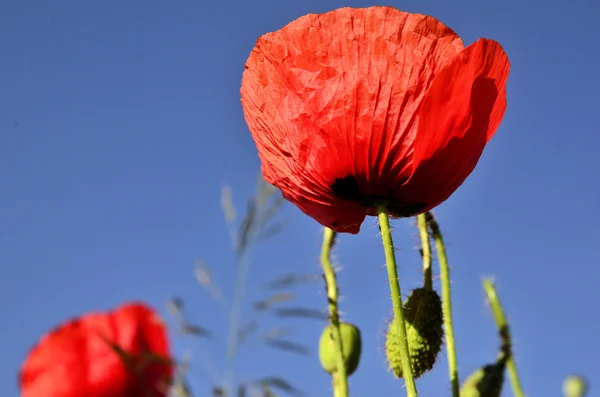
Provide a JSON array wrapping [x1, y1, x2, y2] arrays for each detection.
[[385, 287, 443, 379], [319, 322, 362, 376], [563, 375, 588, 397], [460, 359, 506, 397]]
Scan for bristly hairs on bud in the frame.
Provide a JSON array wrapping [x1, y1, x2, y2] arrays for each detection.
[[385, 287, 444, 379], [384, 213, 444, 380]]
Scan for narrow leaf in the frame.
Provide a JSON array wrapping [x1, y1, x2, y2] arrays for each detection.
[[263, 274, 320, 290], [221, 185, 237, 224], [237, 198, 257, 256], [263, 327, 293, 340], [273, 307, 327, 321], [195, 260, 223, 300], [264, 338, 311, 355], [181, 323, 213, 338], [255, 377, 303, 397], [254, 293, 294, 311]]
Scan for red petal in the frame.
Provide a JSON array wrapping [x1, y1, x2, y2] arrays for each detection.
[[397, 38, 510, 208], [20, 302, 172, 397], [242, 6, 464, 232]]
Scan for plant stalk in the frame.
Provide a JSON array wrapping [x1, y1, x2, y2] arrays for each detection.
[[416, 214, 433, 290], [427, 212, 460, 397], [483, 279, 525, 397], [320, 227, 349, 397], [376, 203, 418, 397]]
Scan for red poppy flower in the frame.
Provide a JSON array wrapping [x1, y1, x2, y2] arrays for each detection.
[[19, 302, 173, 397], [241, 6, 510, 234]]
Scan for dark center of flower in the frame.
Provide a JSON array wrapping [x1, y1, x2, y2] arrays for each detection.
[[330, 175, 427, 221]]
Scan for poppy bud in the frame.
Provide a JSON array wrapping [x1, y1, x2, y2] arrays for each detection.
[[319, 322, 362, 376], [563, 375, 588, 397], [385, 287, 443, 378], [459, 357, 506, 397]]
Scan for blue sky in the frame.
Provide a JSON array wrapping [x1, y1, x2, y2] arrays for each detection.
[[1, 0, 598, 396]]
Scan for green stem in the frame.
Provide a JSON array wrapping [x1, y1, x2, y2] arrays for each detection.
[[416, 214, 433, 290], [376, 203, 418, 397], [332, 374, 342, 397], [320, 227, 349, 397], [426, 212, 459, 397], [483, 279, 525, 397]]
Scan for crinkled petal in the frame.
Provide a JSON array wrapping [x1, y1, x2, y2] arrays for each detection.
[[242, 6, 464, 232], [396, 38, 510, 209]]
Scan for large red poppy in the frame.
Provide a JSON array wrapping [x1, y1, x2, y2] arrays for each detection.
[[241, 6, 510, 234], [19, 302, 173, 397]]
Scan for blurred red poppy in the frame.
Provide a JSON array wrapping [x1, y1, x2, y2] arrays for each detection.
[[241, 6, 510, 234], [20, 302, 173, 397]]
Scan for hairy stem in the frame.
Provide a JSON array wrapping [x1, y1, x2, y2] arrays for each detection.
[[416, 214, 433, 290], [320, 227, 349, 397], [376, 203, 418, 397], [483, 279, 525, 397], [426, 212, 459, 397]]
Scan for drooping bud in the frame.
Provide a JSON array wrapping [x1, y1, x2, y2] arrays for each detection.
[[563, 375, 588, 397], [319, 322, 362, 376], [460, 357, 506, 397], [385, 287, 443, 378]]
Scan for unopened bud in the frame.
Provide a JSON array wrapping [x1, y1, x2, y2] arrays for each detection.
[[319, 322, 362, 376], [385, 287, 443, 379]]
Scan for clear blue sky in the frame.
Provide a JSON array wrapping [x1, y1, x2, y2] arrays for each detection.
[[1, 1, 598, 396]]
